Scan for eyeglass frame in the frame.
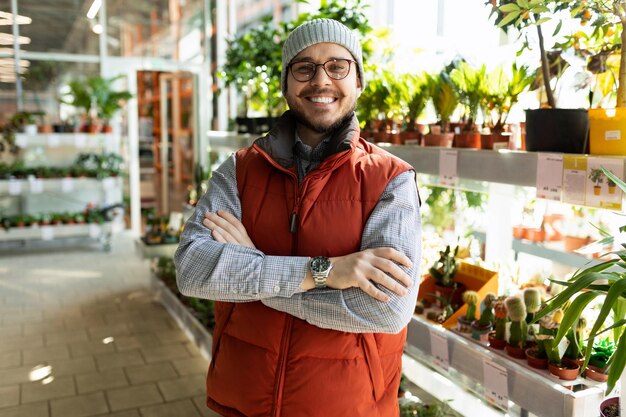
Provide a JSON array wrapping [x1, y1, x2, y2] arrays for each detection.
[[288, 58, 357, 82]]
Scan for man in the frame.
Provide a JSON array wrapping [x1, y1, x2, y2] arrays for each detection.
[[175, 18, 421, 417]]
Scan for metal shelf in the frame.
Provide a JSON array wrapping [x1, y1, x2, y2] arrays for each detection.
[[405, 315, 604, 417], [0, 177, 122, 195]]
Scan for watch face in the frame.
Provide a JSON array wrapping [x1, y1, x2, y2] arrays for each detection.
[[311, 256, 331, 273]]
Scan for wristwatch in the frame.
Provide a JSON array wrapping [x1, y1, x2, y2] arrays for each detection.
[[310, 256, 333, 288]]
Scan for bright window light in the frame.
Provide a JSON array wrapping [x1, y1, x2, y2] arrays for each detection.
[[87, 0, 102, 20], [92, 23, 103, 34], [0, 11, 32, 26]]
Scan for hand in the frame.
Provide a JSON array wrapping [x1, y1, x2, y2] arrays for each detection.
[[202, 210, 256, 249], [327, 248, 413, 302]]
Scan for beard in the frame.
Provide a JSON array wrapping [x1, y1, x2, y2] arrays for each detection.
[[287, 87, 357, 134]]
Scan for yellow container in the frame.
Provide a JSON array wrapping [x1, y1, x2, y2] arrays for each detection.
[[589, 108, 626, 155]]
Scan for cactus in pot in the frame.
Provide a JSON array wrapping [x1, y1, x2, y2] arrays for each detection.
[[472, 292, 496, 341], [523, 287, 542, 324], [488, 296, 508, 349], [505, 296, 527, 358], [464, 291, 479, 322]]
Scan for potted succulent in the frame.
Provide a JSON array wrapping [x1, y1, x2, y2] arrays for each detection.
[[524, 287, 542, 324], [428, 245, 466, 310], [527, 308, 563, 369], [505, 296, 528, 359], [472, 292, 497, 341], [488, 296, 508, 350], [488, 0, 590, 153], [423, 71, 459, 147], [585, 338, 615, 382], [457, 290, 479, 333]]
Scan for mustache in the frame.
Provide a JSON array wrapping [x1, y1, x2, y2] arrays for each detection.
[[297, 88, 343, 98]]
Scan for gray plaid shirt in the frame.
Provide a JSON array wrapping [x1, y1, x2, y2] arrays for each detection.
[[175, 144, 421, 334]]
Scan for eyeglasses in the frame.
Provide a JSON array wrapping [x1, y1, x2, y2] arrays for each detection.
[[288, 59, 356, 82]]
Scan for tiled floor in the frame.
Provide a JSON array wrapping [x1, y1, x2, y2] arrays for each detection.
[[0, 232, 220, 417]]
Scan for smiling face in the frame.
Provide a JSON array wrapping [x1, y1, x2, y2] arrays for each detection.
[[284, 42, 362, 141]]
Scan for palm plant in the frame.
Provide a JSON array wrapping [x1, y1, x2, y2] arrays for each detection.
[[532, 167, 626, 394], [450, 62, 488, 133], [426, 71, 459, 134]]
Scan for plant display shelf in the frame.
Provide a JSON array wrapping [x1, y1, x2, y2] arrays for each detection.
[[151, 274, 212, 361], [0, 177, 122, 194], [0, 222, 114, 251], [15, 132, 118, 151], [135, 238, 179, 259], [405, 315, 604, 417]]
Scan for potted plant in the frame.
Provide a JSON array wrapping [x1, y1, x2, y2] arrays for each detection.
[[527, 308, 563, 369], [524, 287, 542, 324], [428, 245, 466, 309], [423, 71, 459, 147], [450, 61, 487, 149], [589, 167, 604, 195], [505, 296, 528, 359], [488, 296, 508, 349], [585, 338, 615, 382], [457, 290, 479, 333], [488, 0, 590, 153], [400, 74, 429, 145], [532, 166, 626, 397], [471, 292, 496, 341]]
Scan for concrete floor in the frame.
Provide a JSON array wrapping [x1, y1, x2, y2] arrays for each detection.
[[0, 232, 220, 417]]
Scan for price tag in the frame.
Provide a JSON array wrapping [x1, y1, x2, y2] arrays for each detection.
[[89, 224, 101, 238], [586, 157, 624, 210], [15, 135, 27, 148], [74, 134, 87, 148], [29, 178, 44, 194], [8, 180, 22, 195], [438, 150, 458, 187], [429, 328, 449, 370], [536, 153, 563, 201], [557, 337, 570, 359], [47, 134, 61, 147], [102, 177, 116, 190], [61, 177, 74, 193], [483, 359, 508, 411], [41, 226, 54, 241], [562, 156, 587, 206]]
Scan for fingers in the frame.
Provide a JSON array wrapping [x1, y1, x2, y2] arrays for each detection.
[[361, 280, 391, 303], [370, 256, 413, 289], [371, 247, 413, 269], [202, 210, 255, 248]]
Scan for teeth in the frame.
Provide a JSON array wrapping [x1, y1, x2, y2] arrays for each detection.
[[310, 97, 335, 103]]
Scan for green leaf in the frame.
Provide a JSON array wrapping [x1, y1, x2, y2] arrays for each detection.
[[497, 10, 521, 27], [552, 20, 563, 37], [499, 3, 521, 12], [595, 318, 626, 336], [518, 0, 530, 9], [602, 167, 626, 193], [535, 17, 551, 25], [607, 330, 626, 394], [531, 6, 550, 14], [553, 292, 599, 346]]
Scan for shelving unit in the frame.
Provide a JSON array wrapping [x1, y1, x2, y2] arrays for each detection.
[[0, 133, 124, 251]]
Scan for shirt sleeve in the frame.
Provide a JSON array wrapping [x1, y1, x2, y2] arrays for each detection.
[[174, 154, 310, 302], [261, 170, 422, 334]]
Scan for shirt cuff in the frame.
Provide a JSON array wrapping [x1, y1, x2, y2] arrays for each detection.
[[260, 255, 309, 298]]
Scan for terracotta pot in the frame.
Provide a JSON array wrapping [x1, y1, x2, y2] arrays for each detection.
[[488, 331, 506, 350], [454, 132, 481, 149], [600, 397, 619, 417], [102, 124, 113, 133], [525, 347, 548, 369], [585, 365, 608, 382], [480, 132, 511, 150], [38, 124, 53, 133], [564, 235, 591, 252], [423, 132, 454, 147], [433, 282, 466, 310], [526, 228, 546, 243], [548, 362, 580, 380], [512, 225, 528, 240], [373, 130, 389, 143], [399, 130, 420, 145], [505, 343, 527, 359]]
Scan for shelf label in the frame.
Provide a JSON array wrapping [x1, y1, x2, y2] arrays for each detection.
[[89, 224, 101, 238], [74, 134, 87, 148], [438, 150, 458, 187], [483, 359, 508, 411], [15, 135, 27, 148], [61, 178, 74, 193], [586, 157, 623, 211], [562, 156, 587, 206], [47, 134, 61, 148], [102, 177, 116, 190], [429, 328, 449, 370], [41, 226, 54, 241], [8, 180, 22, 195], [536, 153, 563, 201], [29, 178, 44, 194]]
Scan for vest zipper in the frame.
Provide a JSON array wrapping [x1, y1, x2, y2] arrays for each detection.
[[272, 315, 293, 417]]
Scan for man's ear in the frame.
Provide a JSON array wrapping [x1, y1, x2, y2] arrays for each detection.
[[356, 78, 362, 97]]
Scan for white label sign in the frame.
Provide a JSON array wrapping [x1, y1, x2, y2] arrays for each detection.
[[439, 150, 458, 187], [41, 226, 54, 241], [483, 359, 509, 411], [29, 178, 44, 194], [8, 180, 22, 195], [536, 153, 563, 201], [562, 156, 587, 206], [102, 177, 116, 190], [61, 177, 74, 193], [429, 328, 449, 370], [15, 135, 27, 148], [74, 134, 87, 148], [89, 224, 101, 238], [606, 130, 621, 141], [47, 134, 61, 147]]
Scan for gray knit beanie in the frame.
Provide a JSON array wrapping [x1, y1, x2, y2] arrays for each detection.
[[281, 18, 365, 95]]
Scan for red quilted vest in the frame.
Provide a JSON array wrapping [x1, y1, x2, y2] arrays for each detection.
[[206, 116, 412, 417]]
